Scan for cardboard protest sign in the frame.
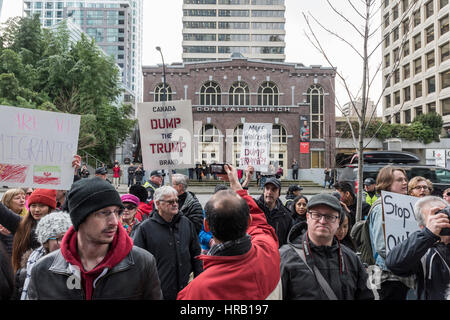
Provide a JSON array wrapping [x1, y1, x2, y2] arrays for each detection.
[[381, 191, 420, 255], [137, 100, 194, 170], [0, 105, 80, 189], [238, 123, 272, 172]]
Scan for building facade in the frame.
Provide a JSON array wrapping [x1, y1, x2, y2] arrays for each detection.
[[142, 57, 336, 176], [381, 0, 449, 126], [182, 0, 286, 62], [23, 0, 143, 103]]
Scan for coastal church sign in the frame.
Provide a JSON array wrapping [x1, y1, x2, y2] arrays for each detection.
[[194, 105, 294, 113]]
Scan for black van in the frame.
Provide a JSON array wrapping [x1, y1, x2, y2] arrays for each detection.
[[340, 151, 450, 196]]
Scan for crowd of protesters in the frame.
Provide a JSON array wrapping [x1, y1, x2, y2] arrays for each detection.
[[0, 157, 449, 301]]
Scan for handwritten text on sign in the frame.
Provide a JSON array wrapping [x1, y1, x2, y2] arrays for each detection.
[[137, 100, 194, 170], [239, 123, 272, 172], [0, 105, 80, 189], [381, 191, 420, 255]]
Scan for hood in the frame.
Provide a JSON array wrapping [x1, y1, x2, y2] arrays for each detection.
[[286, 221, 308, 247]]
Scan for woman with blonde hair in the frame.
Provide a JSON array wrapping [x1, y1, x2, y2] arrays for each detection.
[[0, 189, 28, 256], [407, 176, 433, 198]]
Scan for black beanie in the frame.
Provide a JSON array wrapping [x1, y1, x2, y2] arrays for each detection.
[[67, 177, 124, 230]]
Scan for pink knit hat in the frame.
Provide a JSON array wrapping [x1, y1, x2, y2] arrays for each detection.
[[120, 194, 140, 206]]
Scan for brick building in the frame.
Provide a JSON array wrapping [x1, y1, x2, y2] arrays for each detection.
[[142, 56, 336, 177]]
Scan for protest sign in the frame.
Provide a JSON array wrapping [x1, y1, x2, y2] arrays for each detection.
[[0, 105, 80, 189], [137, 100, 194, 170], [381, 191, 420, 255], [239, 123, 272, 172]]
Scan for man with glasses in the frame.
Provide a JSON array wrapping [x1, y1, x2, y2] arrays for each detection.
[[279, 193, 374, 300], [133, 186, 203, 300], [26, 177, 163, 300]]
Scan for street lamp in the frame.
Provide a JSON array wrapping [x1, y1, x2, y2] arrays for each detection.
[[155, 46, 167, 102]]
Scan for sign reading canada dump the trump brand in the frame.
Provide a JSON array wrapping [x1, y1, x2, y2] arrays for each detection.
[[0, 105, 80, 189], [381, 191, 420, 255], [137, 100, 194, 170]]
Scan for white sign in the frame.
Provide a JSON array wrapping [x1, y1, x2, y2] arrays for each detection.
[[137, 100, 194, 170], [381, 191, 420, 255], [425, 149, 446, 168], [0, 105, 80, 189], [238, 123, 272, 172]]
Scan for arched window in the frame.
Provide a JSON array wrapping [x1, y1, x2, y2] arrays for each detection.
[[154, 83, 173, 101], [258, 81, 279, 106], [307, 85, 324, 139], [229, 81, 250, 105], [198, 124, 221, 164], [200, 81, 221, 105]]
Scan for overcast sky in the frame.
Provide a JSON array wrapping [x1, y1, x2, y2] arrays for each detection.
[[1, 0, 382, 113]]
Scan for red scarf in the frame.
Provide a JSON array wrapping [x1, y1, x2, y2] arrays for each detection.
[[60, 224, 133, 300]]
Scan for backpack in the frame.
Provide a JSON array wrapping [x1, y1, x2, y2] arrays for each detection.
[[350, 198, 381, 266]]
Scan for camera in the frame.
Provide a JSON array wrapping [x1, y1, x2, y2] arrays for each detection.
[[210, 164, 227, 175], [436, 206, 450, 236]]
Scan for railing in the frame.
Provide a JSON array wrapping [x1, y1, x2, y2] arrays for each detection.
[[79, 151, 106, 173]]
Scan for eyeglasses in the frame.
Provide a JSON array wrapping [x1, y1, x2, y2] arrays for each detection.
[[48, 236, 64, 244], [94, 209, 123, 218], [123, 205, 137, 211], [308, 211, 339, 223], [159, 199, 178, 205], [445, 192, 450, 197], [413, 185, 430, 191]]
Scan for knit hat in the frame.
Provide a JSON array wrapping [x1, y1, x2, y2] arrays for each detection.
[[67, 177, 124, 230], [121, 194, 140, 206], [28, 189, 57, 209], [35, 211, 72, 245]]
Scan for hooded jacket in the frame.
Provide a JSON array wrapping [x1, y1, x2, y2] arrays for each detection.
[[177, 189, 282, 300], [26, 225, 162, 300], [279, 222, 374, 300], [178, 191, 203, 234], [386, 227, 450, 300], [133, 210, 203, 300], [255, 195, 293, 247]]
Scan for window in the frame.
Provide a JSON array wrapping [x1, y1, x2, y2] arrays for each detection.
[[414, 57, 422, 74], [394, 69, 400, 84], [442, 98, 450, 116], [426, 50, 435, 69], [384, 0, 389, 8], [384, 13, 390, 28], [425, 24, 434, 43], [384, 33, 390, 47], [307, 85, 324, 139], [311, 151, 325, 169], [393, 4, 399, 20], [200, 81, 221, 105], [440, 15, 449, 36], [413, 33, 422, 51], [183, 46, 216, 53], [427, 76, 436, 94], [402, 0, 409, 13], [404, 109, 411, 123], [393, 47, 400, 61], [413, 10, 421, 27], [154, 83, 173, 101], [403, 63, 410, 79], [404, 86, 411, 102], [440, 0, 449, 9], [219, 9, 249, 16], [385, 95, 392, 108], [403, 40, 410, 57], [415, 106, 423, 117], [384, 53, 391, 67], [385, 75, 391, 88], [441, 69, 450, 90], [219, 22, 249, 29], [402, 19, 410, 35], [394, 90, 401, 105], [425, 0, 434, 18], [427, 102, 436, 113], [257, 82, 279, 106], [395, 112, 401, 123], [440, 42, 449, 62], [415, 81, 423, 98], [229, 81, 250, 105], [393, 27, 400, 41]]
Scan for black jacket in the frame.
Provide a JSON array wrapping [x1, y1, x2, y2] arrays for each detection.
[[0, 204, 40, 250], [255, 195, 293, 247], [26, 247, 163, 300], [178, 191, 203, 234], [386, 227, 450, 300], [133, 211, 203, 300], [279, 222, 374, 300]]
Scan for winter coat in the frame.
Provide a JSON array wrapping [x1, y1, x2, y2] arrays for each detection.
[[386, 227, 450, 300], [279, 222, 374, 300], [113, 166, 121, 178], [178, 191, 203, 234], [0, 204, 40, 250], [254, 195, 293, 247], [133, 211, 203, 300], [26, 225, 162, 300], [177, 189, 282, 300]]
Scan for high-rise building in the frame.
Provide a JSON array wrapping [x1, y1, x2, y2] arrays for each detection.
[[381, 0, 449, 127], [23, 0, 143, 103], [182, 0, 286, 62], [0, 0, 3, 19]]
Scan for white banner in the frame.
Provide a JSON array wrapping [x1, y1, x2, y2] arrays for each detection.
[[0, 105, 80, 189], [381, 191, 420, 255], [238, 123, 272, 172], [137, 100, 194, 170]]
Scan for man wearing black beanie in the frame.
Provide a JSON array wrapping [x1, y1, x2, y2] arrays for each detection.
[[26, 177, 163, 300]]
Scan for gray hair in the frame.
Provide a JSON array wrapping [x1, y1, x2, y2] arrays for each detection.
[[153, 186, 178, 209], [172, 173, 188, 191], [413, 196, 447, 228]]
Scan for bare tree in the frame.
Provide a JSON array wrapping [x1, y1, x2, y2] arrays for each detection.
[[303, 0, 422, 222]]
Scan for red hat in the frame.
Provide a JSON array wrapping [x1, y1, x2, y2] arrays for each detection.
[[28, 189, 57, 209]]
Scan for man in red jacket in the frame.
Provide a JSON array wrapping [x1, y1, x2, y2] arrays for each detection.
[[177, 164, 282, 300]]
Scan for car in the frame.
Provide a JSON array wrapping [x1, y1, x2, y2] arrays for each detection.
[[339, 151, 450, 197]]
